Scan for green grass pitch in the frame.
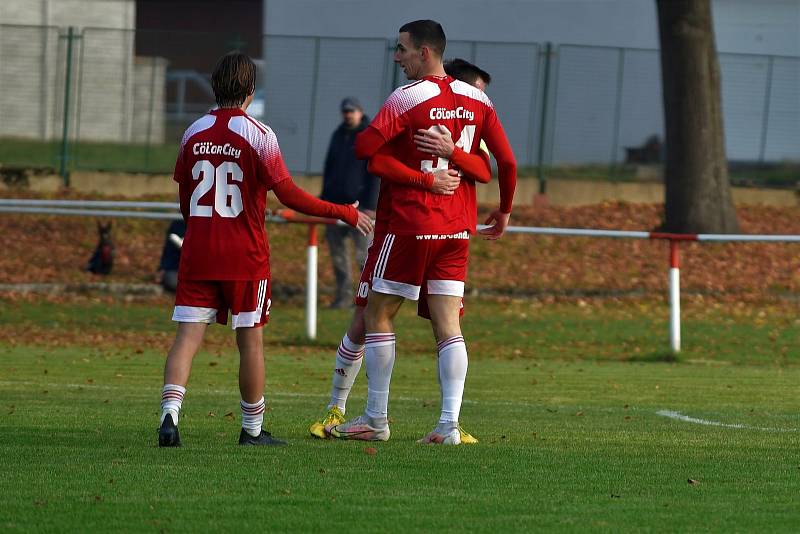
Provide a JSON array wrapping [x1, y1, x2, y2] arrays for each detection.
[[0, 296, 797, 531]]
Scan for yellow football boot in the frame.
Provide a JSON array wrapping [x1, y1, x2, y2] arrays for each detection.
[[308, 406, 345, 439], [458, 425, 479, 444]]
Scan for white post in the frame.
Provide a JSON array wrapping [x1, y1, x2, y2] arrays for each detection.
[[306, 225, 318, 340], [668, 240, 681, 353]]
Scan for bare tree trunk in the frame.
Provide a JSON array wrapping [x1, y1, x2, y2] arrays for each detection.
[[656, 0, 739, 233]]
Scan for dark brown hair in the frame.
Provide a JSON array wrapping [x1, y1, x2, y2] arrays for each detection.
[[398, 20, 446, 58], [444, 58, 492, 86], [211, 52, 256, 108]]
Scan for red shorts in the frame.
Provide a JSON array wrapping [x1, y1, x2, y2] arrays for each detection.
[[355, 232, 466, 319], [173, 278, 271, 330], [372, 232, 469, 301]]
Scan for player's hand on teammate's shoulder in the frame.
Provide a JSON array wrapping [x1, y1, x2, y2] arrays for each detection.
[[429, 168, 461, 196], [479, 209, 510, 240], [414, 126, 454, 158], [348, 201, 375, 236]]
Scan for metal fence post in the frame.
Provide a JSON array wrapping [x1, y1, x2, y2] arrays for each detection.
[[609, 48, 625, 179], [304, 37, 321, 175], [59, 26, 76, 186], [145, 56, 158, 171], [758, 55, 774, 163], [536, 42, 553, 195]]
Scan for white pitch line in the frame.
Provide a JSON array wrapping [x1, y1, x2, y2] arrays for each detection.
[[656, 409, 797, 432]]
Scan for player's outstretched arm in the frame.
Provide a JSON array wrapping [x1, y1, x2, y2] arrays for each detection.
[[413, 127, 492, 184], [479, 113, 517, 240], [272, 180, 374, 235]]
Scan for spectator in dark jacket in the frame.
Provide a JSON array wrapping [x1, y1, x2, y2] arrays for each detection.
[[320, 97, 379, 308]]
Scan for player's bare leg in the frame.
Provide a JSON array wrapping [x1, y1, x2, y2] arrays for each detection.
[[162, 322, 207, 422], [164, 322, 207, 388], [328, 291, 403, 441], [427, 295, 462, 344], [236, 326, 265, 402], [419, 295, 469, 445], [309, 307, 366, 438], [235, 326, 285, 446], [159, 322, 207, 446]]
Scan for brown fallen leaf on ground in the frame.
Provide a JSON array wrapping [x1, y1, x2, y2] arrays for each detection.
[[688, 479, 700, 485]]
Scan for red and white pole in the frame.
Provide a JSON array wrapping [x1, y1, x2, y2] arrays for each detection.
[[306, 224, 318, 340], [668, 240, 680, 353]]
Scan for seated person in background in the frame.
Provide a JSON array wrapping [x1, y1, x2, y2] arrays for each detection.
[[155, 219, 185, 292]]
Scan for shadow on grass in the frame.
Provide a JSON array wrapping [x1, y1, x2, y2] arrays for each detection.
[[626, 350, 678, 363]]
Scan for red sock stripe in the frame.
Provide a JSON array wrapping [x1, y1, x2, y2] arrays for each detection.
[[365, 334, 396, 345], [161, 392, 184, 401], [437, 336, 465, 351], [337, 343, 364, 361], [240, 401, 265, 415]]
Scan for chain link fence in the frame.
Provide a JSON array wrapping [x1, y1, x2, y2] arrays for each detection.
[[0, 24, 797, 187]]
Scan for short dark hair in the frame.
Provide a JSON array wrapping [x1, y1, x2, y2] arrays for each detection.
[[444, 58, 492, 86], [211, 52, 256, 108], [398, 20, 446, 58]]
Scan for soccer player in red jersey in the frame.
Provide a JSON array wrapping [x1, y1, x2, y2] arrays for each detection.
[[157, 52, 373, 447], [329, 20, 518, 445], [308, 59, 493, 443]]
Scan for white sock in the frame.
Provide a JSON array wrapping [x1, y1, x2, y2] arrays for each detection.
[[160, 384, 186, 425], [364, 333, 395, 425], [240, 397, 265, 437], [437, 336, 468, 425], [329, 334, 364, 412]]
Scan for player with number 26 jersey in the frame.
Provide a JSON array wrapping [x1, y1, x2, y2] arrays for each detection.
[[175, 108, 369, 283], [174, 108, 289, 281], [159, 52, 372, 449]]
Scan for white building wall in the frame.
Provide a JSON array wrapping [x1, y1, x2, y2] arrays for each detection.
[[263, 0, 800, 56], [0, 0, 165, 145], [0, 0, 135, 30], [261, 0, 799, 168]]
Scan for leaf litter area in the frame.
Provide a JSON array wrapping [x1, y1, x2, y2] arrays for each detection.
[[0, 194, 797, 300]]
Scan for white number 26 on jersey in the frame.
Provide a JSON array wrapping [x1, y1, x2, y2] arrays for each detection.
[[190, 160, 244, 218]]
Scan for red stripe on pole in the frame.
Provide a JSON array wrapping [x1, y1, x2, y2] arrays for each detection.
[[649, 232, 698, 241], [669, 240, 680, 268], [308, 224, 318, 246]]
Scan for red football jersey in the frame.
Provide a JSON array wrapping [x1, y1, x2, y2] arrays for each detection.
[[363, 75, 513, 235], [173, 108, 290, 280]]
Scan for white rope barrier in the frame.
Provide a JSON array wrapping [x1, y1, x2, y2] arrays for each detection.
[[0, 206, 181, 220], [0, 199, 179, 209]]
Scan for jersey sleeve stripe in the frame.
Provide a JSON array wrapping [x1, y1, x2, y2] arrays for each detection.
[[180, 114, 216, 148], [244, 114, 269, 134], [449, 79, 494, 109], [372, 80, 441, 132]]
